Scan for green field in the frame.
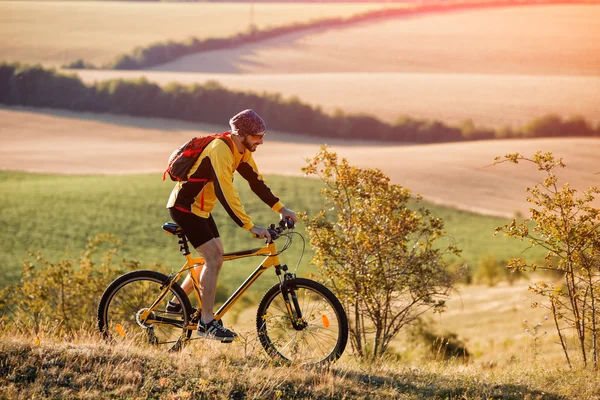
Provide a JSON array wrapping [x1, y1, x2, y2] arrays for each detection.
[[0, 172, 545, 292]]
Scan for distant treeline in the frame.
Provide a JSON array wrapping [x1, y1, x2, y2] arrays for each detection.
[[2, 63, 599, 143], [64, 0, 578, 70]]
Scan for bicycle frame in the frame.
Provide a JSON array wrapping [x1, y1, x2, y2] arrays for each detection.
[[190, 241, 284, 320], [139, 240, 287, 329]]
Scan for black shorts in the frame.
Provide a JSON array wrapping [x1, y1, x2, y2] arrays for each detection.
[[169, 208, 220, 248]]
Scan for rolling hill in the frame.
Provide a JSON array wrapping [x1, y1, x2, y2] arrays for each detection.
[[2, 107, 598, 218], [69, 4, 600, 128]]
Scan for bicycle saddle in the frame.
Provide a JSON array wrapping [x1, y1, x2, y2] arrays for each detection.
[[162, 222, 183, 235]]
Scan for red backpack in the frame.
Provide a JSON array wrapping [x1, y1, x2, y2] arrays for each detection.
[[163, 132, 234, 181]]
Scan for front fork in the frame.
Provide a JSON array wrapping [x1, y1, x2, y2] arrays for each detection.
[[275, 265, 307, 330]]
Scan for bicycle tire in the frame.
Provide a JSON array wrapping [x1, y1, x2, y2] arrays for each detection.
[[97, 270, 193, 351], [256, 278, 348, 365]]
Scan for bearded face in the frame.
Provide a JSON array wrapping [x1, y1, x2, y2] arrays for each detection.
[[241, 132, 264, 152]]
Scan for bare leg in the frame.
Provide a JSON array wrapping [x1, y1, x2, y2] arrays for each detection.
[[172, 238, 224, 305], [196, 238, 224, 324]]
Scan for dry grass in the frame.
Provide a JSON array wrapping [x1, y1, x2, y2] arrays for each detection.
[[2, 107, 599, 218], [1, 308, 598, 399], [405, 280, 566, 366], [0, 1, 407, 67]]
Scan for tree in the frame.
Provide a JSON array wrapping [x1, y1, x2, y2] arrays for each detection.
[[522, 114, 564, 138], [302, 146, 461, 359], [494, 151, 600, 369]]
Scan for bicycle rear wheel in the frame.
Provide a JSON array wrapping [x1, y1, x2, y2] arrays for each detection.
[[97, 270, 193, 351], [256, 278, 348, 365]]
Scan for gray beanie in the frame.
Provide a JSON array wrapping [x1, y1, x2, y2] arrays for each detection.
[[229, 109, 266, 136]]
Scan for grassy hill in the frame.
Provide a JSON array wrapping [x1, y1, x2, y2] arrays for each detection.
[[0, 172, 320, 292], [0, 171, 545, 289], [1, 107, 599, 219], [0, 328, 596, 399], [69, 4, 600, 129], [2, 172, 594, 398]]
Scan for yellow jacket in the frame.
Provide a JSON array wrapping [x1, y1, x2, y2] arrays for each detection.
[[166, 134, 284, 230]]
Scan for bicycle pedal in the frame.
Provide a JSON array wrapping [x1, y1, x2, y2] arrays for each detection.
[[190, 309, 201, 322]]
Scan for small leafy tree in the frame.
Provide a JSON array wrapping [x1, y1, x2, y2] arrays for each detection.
[[494, 151, 600, 369], [302, 146, 461, 359]]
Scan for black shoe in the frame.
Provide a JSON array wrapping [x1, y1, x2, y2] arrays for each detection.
[[165, 300, 182, 313], [197, 319, 237, 343]]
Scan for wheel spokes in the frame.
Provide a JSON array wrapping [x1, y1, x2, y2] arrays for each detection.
[[262, 285, 342, 364], [105, 279, 187, 348]]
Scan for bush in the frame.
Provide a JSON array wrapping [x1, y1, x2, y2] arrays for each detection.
[[494, 151, 600, 369], [408, 318, 471, 362], [302, 147, 463, 359], [477, 254, 503, 287], [0, 234, 139, 334], [522, 114, 596, 138]]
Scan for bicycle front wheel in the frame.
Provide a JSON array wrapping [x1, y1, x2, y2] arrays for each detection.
[[97, 270, 193, 351], [256, 278, 348, 365]]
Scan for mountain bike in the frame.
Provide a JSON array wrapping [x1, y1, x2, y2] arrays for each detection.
[[97, 219, 348, 366]]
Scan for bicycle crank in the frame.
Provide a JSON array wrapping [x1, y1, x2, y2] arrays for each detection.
[[136, 308, 155, 328]]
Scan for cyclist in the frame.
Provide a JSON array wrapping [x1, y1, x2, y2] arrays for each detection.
[[166, 109, 297, 342]]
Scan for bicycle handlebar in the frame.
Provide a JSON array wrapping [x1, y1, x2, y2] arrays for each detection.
[[253, 218, 295, 243]]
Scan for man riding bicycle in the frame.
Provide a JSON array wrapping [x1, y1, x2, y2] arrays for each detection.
[[166, 109, 297, 342]]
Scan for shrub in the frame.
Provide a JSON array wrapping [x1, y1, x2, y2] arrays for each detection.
[[302, 147, 463, 359], [494, 151, 600, 369], [408, 318, 471, 362], [0, 234, 138, 334], [477, 254, 503, 287]]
